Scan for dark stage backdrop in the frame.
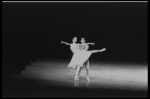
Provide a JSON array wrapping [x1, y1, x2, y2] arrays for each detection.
[[2, 2, 148, 74]]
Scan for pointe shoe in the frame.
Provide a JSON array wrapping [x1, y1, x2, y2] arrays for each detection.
[[70, 67, 73, 70], [87, 77, 90, 81], [68, 66, 73, 70], [75, 76, 79, 81]]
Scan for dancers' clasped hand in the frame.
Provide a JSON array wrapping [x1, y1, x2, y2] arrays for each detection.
[[61, 41, 64, 44]]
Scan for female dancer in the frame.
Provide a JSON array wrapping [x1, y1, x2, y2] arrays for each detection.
[[61, 37, 106, 81]]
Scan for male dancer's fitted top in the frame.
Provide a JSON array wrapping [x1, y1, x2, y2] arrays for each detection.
[[70, 44, 89, 53], [79, 44, 89, 51], [70, 43, 89, 53]]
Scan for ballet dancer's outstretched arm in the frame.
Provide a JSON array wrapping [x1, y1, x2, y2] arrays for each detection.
[[61, 41, 84, 46], [61, 41, 94, 46], [79, 43, 95, 46], [61, 41, 71, 45]]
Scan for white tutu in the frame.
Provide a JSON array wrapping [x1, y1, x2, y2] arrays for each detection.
[[68, 43, 106, 68], [68, 50, 92, 68]]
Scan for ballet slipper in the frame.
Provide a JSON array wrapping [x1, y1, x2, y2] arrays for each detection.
[[75, 76, 79, 81]]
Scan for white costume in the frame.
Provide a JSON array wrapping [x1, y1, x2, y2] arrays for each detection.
[[68, 44, 94, 68]]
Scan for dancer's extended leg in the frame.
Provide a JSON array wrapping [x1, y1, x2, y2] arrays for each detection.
[[85, 60, 90, 81], [91, 48, 106, 53], [75, 65, 82, 81], [78, 66, 82, 77]]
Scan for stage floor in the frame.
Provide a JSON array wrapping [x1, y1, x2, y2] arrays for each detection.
[[4, 60, 148, 98]]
